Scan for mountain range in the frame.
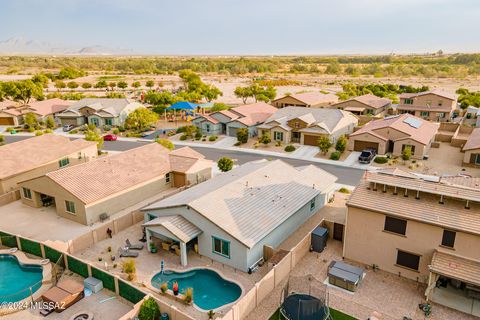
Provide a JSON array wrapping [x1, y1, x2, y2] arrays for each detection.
[[0, 37, 134, 55]]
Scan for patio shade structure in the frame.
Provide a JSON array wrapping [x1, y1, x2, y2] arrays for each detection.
[[143, 215, 202, 266], [166, 101, 199, 110]]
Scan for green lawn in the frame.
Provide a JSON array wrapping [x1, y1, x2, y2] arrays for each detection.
[[269, 307, 357, 320]]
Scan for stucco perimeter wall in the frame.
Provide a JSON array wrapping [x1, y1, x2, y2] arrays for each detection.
[[343, 206, 480, 283]]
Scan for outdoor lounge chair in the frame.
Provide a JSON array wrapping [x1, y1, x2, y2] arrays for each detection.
[[40, 279, 84, 316], [126, 238, 144, 250], [118, 247, 139, 258]]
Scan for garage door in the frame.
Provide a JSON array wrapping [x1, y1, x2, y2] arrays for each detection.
[[353, 140, 379, 152], [173, 173, 186, 187], [0, 117, 14, 125], [303, 134, 320, 146], [228, 127, 238, 137]]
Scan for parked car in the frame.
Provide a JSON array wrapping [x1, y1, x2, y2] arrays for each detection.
[[358, 149, 377, 164], [63, 124, 75, 132], [103, 134, 118, 141]]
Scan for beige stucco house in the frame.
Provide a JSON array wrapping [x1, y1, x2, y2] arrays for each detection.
[[462, 128, 480, 167], [257, 107, 358, 146], [397, 90, 458, 122], [272, 92, 338, 109], [348, 114, 438, 159], [18, 144, 212, 225], [331, 94, 391, 116], [0, 134, 98, 197], [0, 98, 71, 126], [57, 98, 144, 128], [344, 169, 480, 317]]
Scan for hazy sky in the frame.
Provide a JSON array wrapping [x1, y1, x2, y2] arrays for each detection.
[[1, 0, 479, 54]]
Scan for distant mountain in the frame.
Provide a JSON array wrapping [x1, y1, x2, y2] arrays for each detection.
[[0, 37, 134, 55]]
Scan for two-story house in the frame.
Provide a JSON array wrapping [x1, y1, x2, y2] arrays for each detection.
[[397, 90, 458, 122], [331, 94, 391, 116], [344, 169, 480, 317]]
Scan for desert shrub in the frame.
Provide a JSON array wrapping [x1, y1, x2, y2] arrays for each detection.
[[156, 138, 174, 150], [338, 187, 351, 194], [217, 157, 234, 172], [160, 282, 168, 294], [330, 151, 341, 160], [195, 132, 202, 140], [259, 133, 271, 145], [234, 141, 241, 146], [69, 129, 78, 134], [374, 156, 388, 164], [28, 127, 35, 132], [209, 135, 218, 141], [275, 140, 282, 147], [284, 145, 296, 152], [335, 135, 347, 153], [318, 136, 332, 154], [0, 134, 4, 143], [138, 297, 160, 320], [236, 128, 249, 143], [118, 125, 126, 132], [183, 287, 193, 304], [43, 129, 53, 134], [113, 128, 120, 134], [35, 130, 44, 136], [402, 146, 412, 160], [123, 259, 136, 274], [179, 134, 187, 141]]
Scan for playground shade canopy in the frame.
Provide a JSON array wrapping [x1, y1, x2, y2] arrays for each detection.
[[167, 101, 200, 110]]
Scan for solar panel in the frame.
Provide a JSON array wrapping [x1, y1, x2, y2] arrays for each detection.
[[403, 117, 422, 128]]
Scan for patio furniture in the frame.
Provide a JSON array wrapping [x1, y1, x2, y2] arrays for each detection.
[[327, 261, 364, 292], [161, 241, 172, 251], [174, 246, 181, 256], [84, 277, 103, 294], [40, 279, 84, 315], [118, 247, 139, 258], [170, 244, 180, 255], [126, 239, 144, 250]]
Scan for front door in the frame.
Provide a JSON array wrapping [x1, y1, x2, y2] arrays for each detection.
[[291, 132, 301, 143], [90, 118, 99, 127], [333, 223, 344, 242]]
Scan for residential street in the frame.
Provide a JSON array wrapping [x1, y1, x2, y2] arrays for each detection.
[[3, 135, 365, 186]]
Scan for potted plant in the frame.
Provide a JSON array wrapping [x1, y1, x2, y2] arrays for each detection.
[[173, 281, 179, 296], [149, 242, 157, 254], [160, 282, 168, 294], [183, 287, 193, 304]]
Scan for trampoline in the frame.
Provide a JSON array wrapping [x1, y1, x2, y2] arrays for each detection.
[[279, 294, 330, 320]]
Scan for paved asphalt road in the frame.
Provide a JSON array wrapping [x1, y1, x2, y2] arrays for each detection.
[[4, 135, 365, 186]]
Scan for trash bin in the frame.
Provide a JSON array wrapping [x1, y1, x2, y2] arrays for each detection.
[[161, 313, 169, 320], [311, 226, 328, 253]]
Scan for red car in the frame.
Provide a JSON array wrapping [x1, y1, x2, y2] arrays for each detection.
[[103, 134, 118, 141]]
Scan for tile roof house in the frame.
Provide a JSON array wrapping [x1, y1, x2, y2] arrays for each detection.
[[141, 159, 337, 270], [348, 114, 438, 159], [0, 135, 98, 197], [461, 128, 480, 167], [57, 98, 144, 128], [18, 144, 212, 225], [397, 90, 458, 122], [0, 99, 71, 126], [331, 94, 391, 116], [257, 106, 358, 146], [344, 169, 480, 316], [272, 92, 339, 108], [192, 102, 277, 137]]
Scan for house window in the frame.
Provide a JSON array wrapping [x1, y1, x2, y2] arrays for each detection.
[[404, 99, 414, 105], [396, 250, 420, 271], [58, 158, 70, 168], [206, 124, 211, 133], [105, 118, 113, 126], [294, 122, 300, 129], [65, 200, 76, 214], [441, 230, 456, 248], [438, 100, 443, 106], [310, 198, 316, 211], [475, 154, 480, 165], [165, 173, 171, 183], [22, 187, 32, 199], [274, 131, 284, 141], [438, 112, 446, 118], [420, 111, 429, 117], [366, 109, 374, 115], [384, 216, 407, 235], [212, 236, 230, 258], [401, 144, 416, 155]]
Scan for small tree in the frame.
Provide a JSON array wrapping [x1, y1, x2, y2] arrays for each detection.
[[84, 127, 104, 150], [24, 112, 38, 128], [335, 135, 347, 153], [145, 80, 155, 88], [67, 81, 79, 90], [108, 82, 117, 90], [54, 80, 66, 90], [0, 134, 4, 145], [131, 81, 141, 89], [156, 138, 174, 150], [138, 297, 160, 320], [122, 259, 136, 281], [402, 145, 412, 160], [117, 81, 128, 89], [45, 116, 55, 129], [318, 136, 332, 155], [81, 82, 92, 89], [259, 132, 271, 145], [95, 80, 108, 88], [236, 128, 249, 143], [125, 108, 159, 132], [217, 157, 234, 172]]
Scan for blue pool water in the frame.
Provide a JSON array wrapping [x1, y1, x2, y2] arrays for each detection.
[[151, 269, 242, 310], [0, 254, 43, 303]]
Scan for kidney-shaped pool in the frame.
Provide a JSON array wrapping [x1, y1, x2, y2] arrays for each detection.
[[0, 254, 43, 303], [151, 268, 242, 310]]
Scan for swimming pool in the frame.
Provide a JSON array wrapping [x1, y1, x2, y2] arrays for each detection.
[[151, 268, 242, 310], [0, 254, 43, 303]]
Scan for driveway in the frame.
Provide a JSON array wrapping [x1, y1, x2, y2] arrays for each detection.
[[290, 145, 319, 159]]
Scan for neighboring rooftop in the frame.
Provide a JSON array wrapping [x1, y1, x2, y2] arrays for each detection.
[[349, 114, 438, 145], [26, 98, 72, 116], [44, 144, 210, 204], [258, 106, 357, 134], [462, 128, 480, 151], [0, 135, 97, 180], [398, 90, 458, 101], [143, 160, 337, 248], [61, 98, 141, 116], [335, 94, 391, 110], [274, 92, 338, 106]]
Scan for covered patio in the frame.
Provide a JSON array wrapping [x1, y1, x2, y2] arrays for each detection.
[[426, 250, 480, 317], [143, 215, 202, 267]]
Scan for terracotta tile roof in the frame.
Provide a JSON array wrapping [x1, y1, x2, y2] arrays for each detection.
[[230, 102, 278, 126], [26, 98, 72, 117], [336, 94, 391, 110], [0, 135, 96, 180], [275, 92, 338, 106], [430, 250, 480, 286], [440, 175, 480, 189], [350, 114, 438, 145], [398, 90, 458, 101], [44, 145, 208, 204], [462, 128, 480, 151], [0, 100, 18, 109], [170, 146, 205, 159], [142, 215, 202, 243]]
